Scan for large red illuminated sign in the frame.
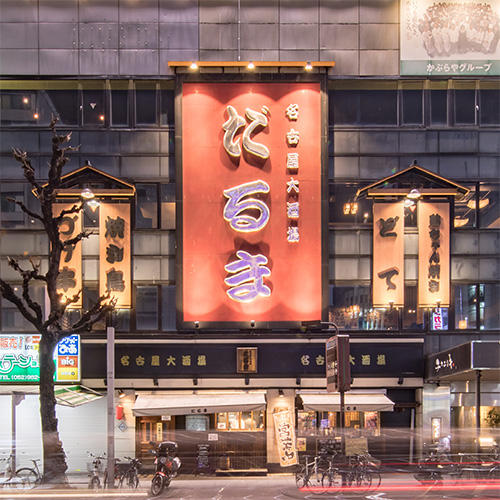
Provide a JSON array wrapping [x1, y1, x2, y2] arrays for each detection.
[[182, 83, 322, 324]]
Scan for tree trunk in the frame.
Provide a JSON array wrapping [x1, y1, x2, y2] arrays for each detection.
[[39, 334, 68, 484]]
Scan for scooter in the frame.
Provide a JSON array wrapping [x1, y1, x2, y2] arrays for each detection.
[[150, 441, 181, 496]]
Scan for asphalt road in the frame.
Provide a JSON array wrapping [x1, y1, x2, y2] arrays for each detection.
[[0, 474, 499, 500]]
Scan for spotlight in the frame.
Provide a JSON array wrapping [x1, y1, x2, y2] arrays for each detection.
[[99, 114, 105, 122], [118, 390, 126, 399], [194, 321, 200, 329], [247, 61, 255, 70], [407, 188, 421, 200], [305, 61, 313, 71], [250, 319, 255, 328], [80, 187, 94, 200], [33, 113, 39, 120], [189, 62, 198, 70], [278, 389, 284, 398]]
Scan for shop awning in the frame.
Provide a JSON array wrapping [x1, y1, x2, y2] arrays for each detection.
[[133, 392, 266, 416], [301, 393, 394, 412], [54, 385, 104, 407]]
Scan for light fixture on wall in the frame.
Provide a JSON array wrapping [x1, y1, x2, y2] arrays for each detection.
[[118, 390, 126, 399], [278, 389, 284, 398], [404, 198, 415, 208], [407, 188, 421, 200], [304, 61, 313, 71], [247, 61, 255, 70], [86, 198, 100, 212], [81, 187, 94, 200], [194, 321, 200, 329], [153, 378, 159, 387], [250, 319, 256, 328]]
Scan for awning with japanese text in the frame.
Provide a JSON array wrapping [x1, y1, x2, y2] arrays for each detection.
[[132, 392, 266, 416], [301, 392, 394, 412]]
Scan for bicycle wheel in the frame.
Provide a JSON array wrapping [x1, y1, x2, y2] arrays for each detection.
[[126, 470, 139, 489], [89, 476, 100, 490], [369, 470, 382, 489], [322, 469, 342, 494], [355, 470, 372, 492], [15, 468, 38, 489], [295, 466, 309, 489]]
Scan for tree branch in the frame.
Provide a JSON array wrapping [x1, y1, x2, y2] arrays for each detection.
[[7, 197, 44, 223], [63, 230, 91, 248], [12, 148, 43, 197], [54, 202, 84, 222], [0, 278, 38, 327], [69, 293, 116, 334]]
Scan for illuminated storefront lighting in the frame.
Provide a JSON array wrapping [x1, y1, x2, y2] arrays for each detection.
[[247, 61, 255, 70], [189, 61, 198, 70], [304, 61, 313, 71]]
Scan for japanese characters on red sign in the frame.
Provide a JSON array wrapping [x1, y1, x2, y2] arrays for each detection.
[[182, 83, 322, 323]]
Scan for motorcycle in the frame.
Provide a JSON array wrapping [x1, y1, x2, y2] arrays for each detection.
[[150, 441, 181, 496]]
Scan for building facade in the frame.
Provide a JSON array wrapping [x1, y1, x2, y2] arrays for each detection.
[[0, 0, 499, 474]]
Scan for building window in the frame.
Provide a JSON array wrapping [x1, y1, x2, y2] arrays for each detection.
[[401, 90, 423, 126], [480, 89, 500, 125], [216, 411, 265, 432], [1, 286, 44, 331], [186, 415, 209, 432], [135, 82, 157, 126], [160, 89, 174, 126], [480, 284, 499, 330], [454, 90, 476, 125], [160, 184, 176, 229], [430, 90, 448, 126], [478, 183, 499, 229], [135, 184, 158, 229], [82, 87, 106, 126], [0, 187, 24, 228], [136, 286, 158, 330], [111, 88, 129, 127], [455, 284, 477, 330], [329, 184, 372, 225], [161, 285, 176, 331]]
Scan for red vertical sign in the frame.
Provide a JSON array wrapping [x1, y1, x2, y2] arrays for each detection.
[[182, 83, 322, 323]]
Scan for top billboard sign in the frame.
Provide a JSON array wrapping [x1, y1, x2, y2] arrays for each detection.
[[401, 0, 500, 75], [181, 83, 323, 325]]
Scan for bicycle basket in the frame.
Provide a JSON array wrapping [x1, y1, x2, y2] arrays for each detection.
[[87, 461, 104, 474]]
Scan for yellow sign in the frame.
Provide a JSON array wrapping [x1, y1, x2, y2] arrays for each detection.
[[55, 204, 82, 308], [373, 202, 404, 307], [99, 203, 131, 308], [273, 410, 297, 467], [418, 202, 450, 307]]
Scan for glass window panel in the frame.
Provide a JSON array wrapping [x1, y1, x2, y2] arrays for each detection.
[[160, 89, 174, 126], [136, 86, 157, 125], [111, 89, 129, 126], [297, 411, 317, 436], [1, 286, 44, 331], [82, 89, 105, 126], [136, 286, 158, 330], [135, 183, 158, 229], [186, 415, 209, 431], [454, 284, 477, 330], [454, 90, 476, 125], [478, 184, 499, 229], [44, 90, 79, 126], [83, 203, 99, 228], [480, 90, 500, 125], [329, 184, 372, 225], [331, 90, 360, 125], [161, 285, 176, 331], [161, 184, 176, 230], [0, 187, 25, 228], [359, 91, 397, 125], [83, 287, 105, 331], [403, 285, 425, 330], [430, 90, 447, 125], [480, 283, 500, 330], [329, 285, 371, 330], [0, 90, 39, 126], [113, 309, 130, 332], [402, 90, 423, 125], [454, 185, 477, 229]]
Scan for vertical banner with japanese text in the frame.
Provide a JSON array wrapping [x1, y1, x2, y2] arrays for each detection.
[[273, 410, 298, 467], [182, 83, 322, 323], [372, 202, 405, 307], [55, 204, 82, 308], [99, 203, 131, 308], [418, 202, 450, 307]]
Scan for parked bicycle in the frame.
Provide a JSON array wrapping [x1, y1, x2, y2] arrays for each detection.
[[118, 456, 141, 489], [87, 452, 105, 490], [0, 453, 41, 489], [15, 459, 42, 489], [295, 454, 332, 494]]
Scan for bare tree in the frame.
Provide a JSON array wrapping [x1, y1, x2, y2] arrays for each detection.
[[0, 117, 114, 483]]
